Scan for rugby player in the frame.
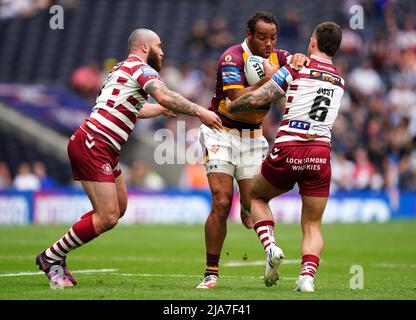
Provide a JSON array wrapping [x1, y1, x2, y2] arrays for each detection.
[[226, 22, 344, 292], [36, 28, 222, 287], [197, 11, 309, 289]]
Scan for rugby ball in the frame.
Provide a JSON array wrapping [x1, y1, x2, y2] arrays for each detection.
[[244, 55, 265, 86]]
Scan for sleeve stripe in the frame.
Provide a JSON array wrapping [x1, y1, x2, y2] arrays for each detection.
[[223, 84, 245, 90], [270, 80, 286, 95]]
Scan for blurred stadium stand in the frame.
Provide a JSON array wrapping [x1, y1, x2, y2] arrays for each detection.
[[0, 0, 416, 194]]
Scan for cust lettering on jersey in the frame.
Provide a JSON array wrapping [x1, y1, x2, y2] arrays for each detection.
[[317, 87, 335, 98]]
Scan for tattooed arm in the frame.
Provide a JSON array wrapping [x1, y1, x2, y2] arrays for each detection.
[[145, 80, 200, 115], [138, 103, 177, 119], [226, 80, 283, 113], [144, 79, 222, 129]]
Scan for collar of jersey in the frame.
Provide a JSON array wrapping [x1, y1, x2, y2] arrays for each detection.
[[128, 54, 145, 62], [241, 38, 253, 56], [310, 54, 333, 64]]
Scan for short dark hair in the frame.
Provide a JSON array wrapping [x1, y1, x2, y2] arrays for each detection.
[[313, 22, 342, 57], [246, 11, 279, 35]]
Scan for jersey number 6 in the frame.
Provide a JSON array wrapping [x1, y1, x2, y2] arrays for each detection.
[[309, 95, 330, 122]]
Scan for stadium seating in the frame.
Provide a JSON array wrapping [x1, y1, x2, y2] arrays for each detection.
[[0, 0, 415, 84], [0, 124, 72, 185]]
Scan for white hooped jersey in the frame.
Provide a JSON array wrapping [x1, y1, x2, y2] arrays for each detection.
[[83, 54, 160, 151], [270, 54, 345, 145]]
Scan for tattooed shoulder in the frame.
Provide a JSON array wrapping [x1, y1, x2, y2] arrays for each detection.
[[145, 79, 167, 94]]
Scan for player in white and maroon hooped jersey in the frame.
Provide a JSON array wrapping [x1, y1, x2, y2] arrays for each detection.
[[270, 54, 345, 146], [227, 22, 344, 292], [35, 28, 222, 288], [84, 54, 163, 151]]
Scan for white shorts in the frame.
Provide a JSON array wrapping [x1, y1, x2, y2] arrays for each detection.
[[199, 124, 269, 181]]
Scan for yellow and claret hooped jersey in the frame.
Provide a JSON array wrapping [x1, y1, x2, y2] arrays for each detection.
[[210, 39, 291, 130]]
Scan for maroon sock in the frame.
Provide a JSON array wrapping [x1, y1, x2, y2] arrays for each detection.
[[44, 214, 98, 263], [79, 210, 94, 220], [254, 220, 276, 252], [204, 253, 220, 277], [300, 254, 320, 278], [72, 214, 97, 243]]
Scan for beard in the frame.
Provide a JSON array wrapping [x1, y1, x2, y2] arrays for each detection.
[[147, 48, 162, 72]]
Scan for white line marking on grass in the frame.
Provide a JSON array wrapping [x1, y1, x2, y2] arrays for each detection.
[[118, 273, 298, 281], [0, 255, 35, 260], [0, 271, 44, 277], [0, 269, 118, 277], [372, 263, 416, 268], [120, 273, 200, 278], [72, 268, 118, 274], [223, 259, 300, 267], [0, 269, 297, 281]]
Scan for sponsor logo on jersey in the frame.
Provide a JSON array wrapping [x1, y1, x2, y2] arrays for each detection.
[[221, 61, 237, 66], [310, 70, 341, 85], [289, 120, 311, 130], [317, 64, 335, 72], [272, 67, 289, 86], [113, 62, 123, 71], [140, 65, 159, 78], [222, 66, 241, 82]]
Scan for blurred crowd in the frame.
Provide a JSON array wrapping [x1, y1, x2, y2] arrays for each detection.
[[0, 161, 58, 190], [330, 3, 416, 192], [1, 0, 415, 192], [137, 2, 416, 192], [0, 159, 209, 191], [166, 2, 416, 192]]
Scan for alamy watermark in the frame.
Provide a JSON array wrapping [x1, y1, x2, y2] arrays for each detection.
[[49, 265, 65, 289], [153, 121, 264, 168], [349, 265, 364, 289], [49, 5, 64, 30], [154, 122, 201, 165], [349, 4, 364, 30]]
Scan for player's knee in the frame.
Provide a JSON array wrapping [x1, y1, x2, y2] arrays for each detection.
[[212, 195, 232, 217], [100, 210, 120, 230], [105, 214, 119, 230]]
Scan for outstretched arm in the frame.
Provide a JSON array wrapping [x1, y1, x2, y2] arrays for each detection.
[[144, 79, 222, 130], [226, 80, 283, 113], [145, 80, 200, 116], [138, 103, 177, 119]]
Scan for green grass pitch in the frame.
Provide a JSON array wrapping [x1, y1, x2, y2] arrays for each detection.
[[0, 221, 415, 300]]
